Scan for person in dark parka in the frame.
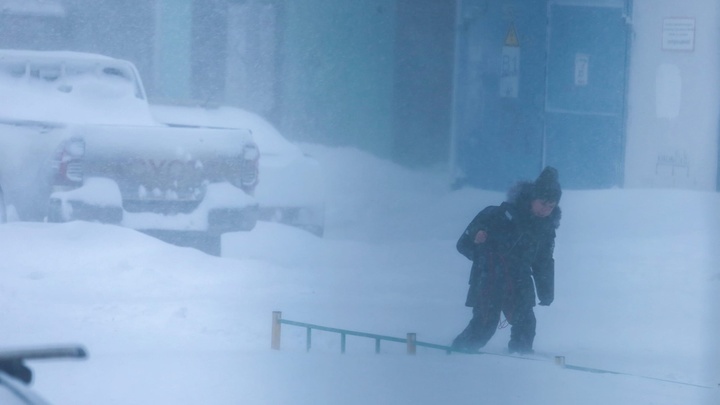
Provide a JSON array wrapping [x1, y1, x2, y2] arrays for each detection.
[[451, 167, 562, 354]]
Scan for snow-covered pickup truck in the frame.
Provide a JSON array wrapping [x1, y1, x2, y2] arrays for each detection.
[[0, 50, 259, 255]]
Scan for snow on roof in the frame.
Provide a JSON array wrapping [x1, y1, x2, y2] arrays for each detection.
[[0, 49, 119, 63], [0, 49, 155, 125], [0, 0, 65, 17]]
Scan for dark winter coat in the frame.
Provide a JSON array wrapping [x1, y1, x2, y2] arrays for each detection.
[[457, 183, 560, 308]]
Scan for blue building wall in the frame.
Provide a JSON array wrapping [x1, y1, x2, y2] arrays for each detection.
[[452, 0, 631, 190], [279, 0, 397, 157]]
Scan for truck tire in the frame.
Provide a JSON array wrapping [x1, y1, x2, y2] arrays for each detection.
[[141, 230, 222, 256], [193, 233, 222, 256], [46, 198, 63, 223], [303, 224, 324, 237]]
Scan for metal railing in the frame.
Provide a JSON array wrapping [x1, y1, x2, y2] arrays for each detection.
[[269, 311, 717, 390], [271, 311, 452, 355]]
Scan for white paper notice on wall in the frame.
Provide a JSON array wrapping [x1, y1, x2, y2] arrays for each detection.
[[500, 24, 520, 98], [662, 18, 695, 52], [500, 46, 520, 98], [655, 63, 681, 119], [574, 54, 589, 86]]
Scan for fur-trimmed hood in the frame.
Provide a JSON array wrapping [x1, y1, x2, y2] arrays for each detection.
[[506, 181, 561, 229]]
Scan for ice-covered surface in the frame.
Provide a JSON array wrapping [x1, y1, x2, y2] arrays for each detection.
[[1, 144, 718, 405]]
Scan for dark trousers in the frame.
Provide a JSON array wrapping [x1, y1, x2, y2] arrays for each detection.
[[452, 277, 537, 353]]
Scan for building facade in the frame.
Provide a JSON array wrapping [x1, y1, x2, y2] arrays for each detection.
[[0, 0, 717, 190], [452, 0, 719, 191]]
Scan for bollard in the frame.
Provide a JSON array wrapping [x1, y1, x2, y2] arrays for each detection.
[[554, 356, 566, 367], [271, 311, 282, 350], [407, 333, 417, 355]]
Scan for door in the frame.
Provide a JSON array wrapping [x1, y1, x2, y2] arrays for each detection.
[[451, 0, 547, 190], [544, 2, 630, 188]]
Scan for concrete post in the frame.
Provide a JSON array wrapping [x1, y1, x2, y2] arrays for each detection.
[[407, 333, 417, 355]]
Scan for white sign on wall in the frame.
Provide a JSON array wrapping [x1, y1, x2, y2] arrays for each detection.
[[574, 53, 589, 86], [662, 17, 695, 51], [500, 25, 520, 98], [500, 46, 520, 98]]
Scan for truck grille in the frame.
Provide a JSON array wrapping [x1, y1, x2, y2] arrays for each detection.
[[65, 161, 83, 182]]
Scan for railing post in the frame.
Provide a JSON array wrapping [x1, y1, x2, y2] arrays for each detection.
[[271, 311, 282, 350], [407, 333, 417, 355]]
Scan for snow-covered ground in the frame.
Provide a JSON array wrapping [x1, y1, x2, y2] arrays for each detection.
[[2, 144, 719, 404]]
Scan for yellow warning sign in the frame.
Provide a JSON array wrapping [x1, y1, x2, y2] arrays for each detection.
[[505, 25, 519, 47]]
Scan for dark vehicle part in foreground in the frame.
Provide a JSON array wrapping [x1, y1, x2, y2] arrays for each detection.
[[0, 345, 87, 405]]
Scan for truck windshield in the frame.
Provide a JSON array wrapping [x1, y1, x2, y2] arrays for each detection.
[[0, 60, 145, 100]]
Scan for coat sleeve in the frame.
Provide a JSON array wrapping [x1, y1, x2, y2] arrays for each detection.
[[456, 206, 498, 261], [532, 233, 555, 305]]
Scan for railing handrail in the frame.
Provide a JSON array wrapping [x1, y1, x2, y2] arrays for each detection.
[[278, 316, 551, 355], [273, 311, 536, 355], [281, 317, 456, 354], [279, 318, 408, 344], [271, 311, 445, 355], [270, 311, 717, 390]]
